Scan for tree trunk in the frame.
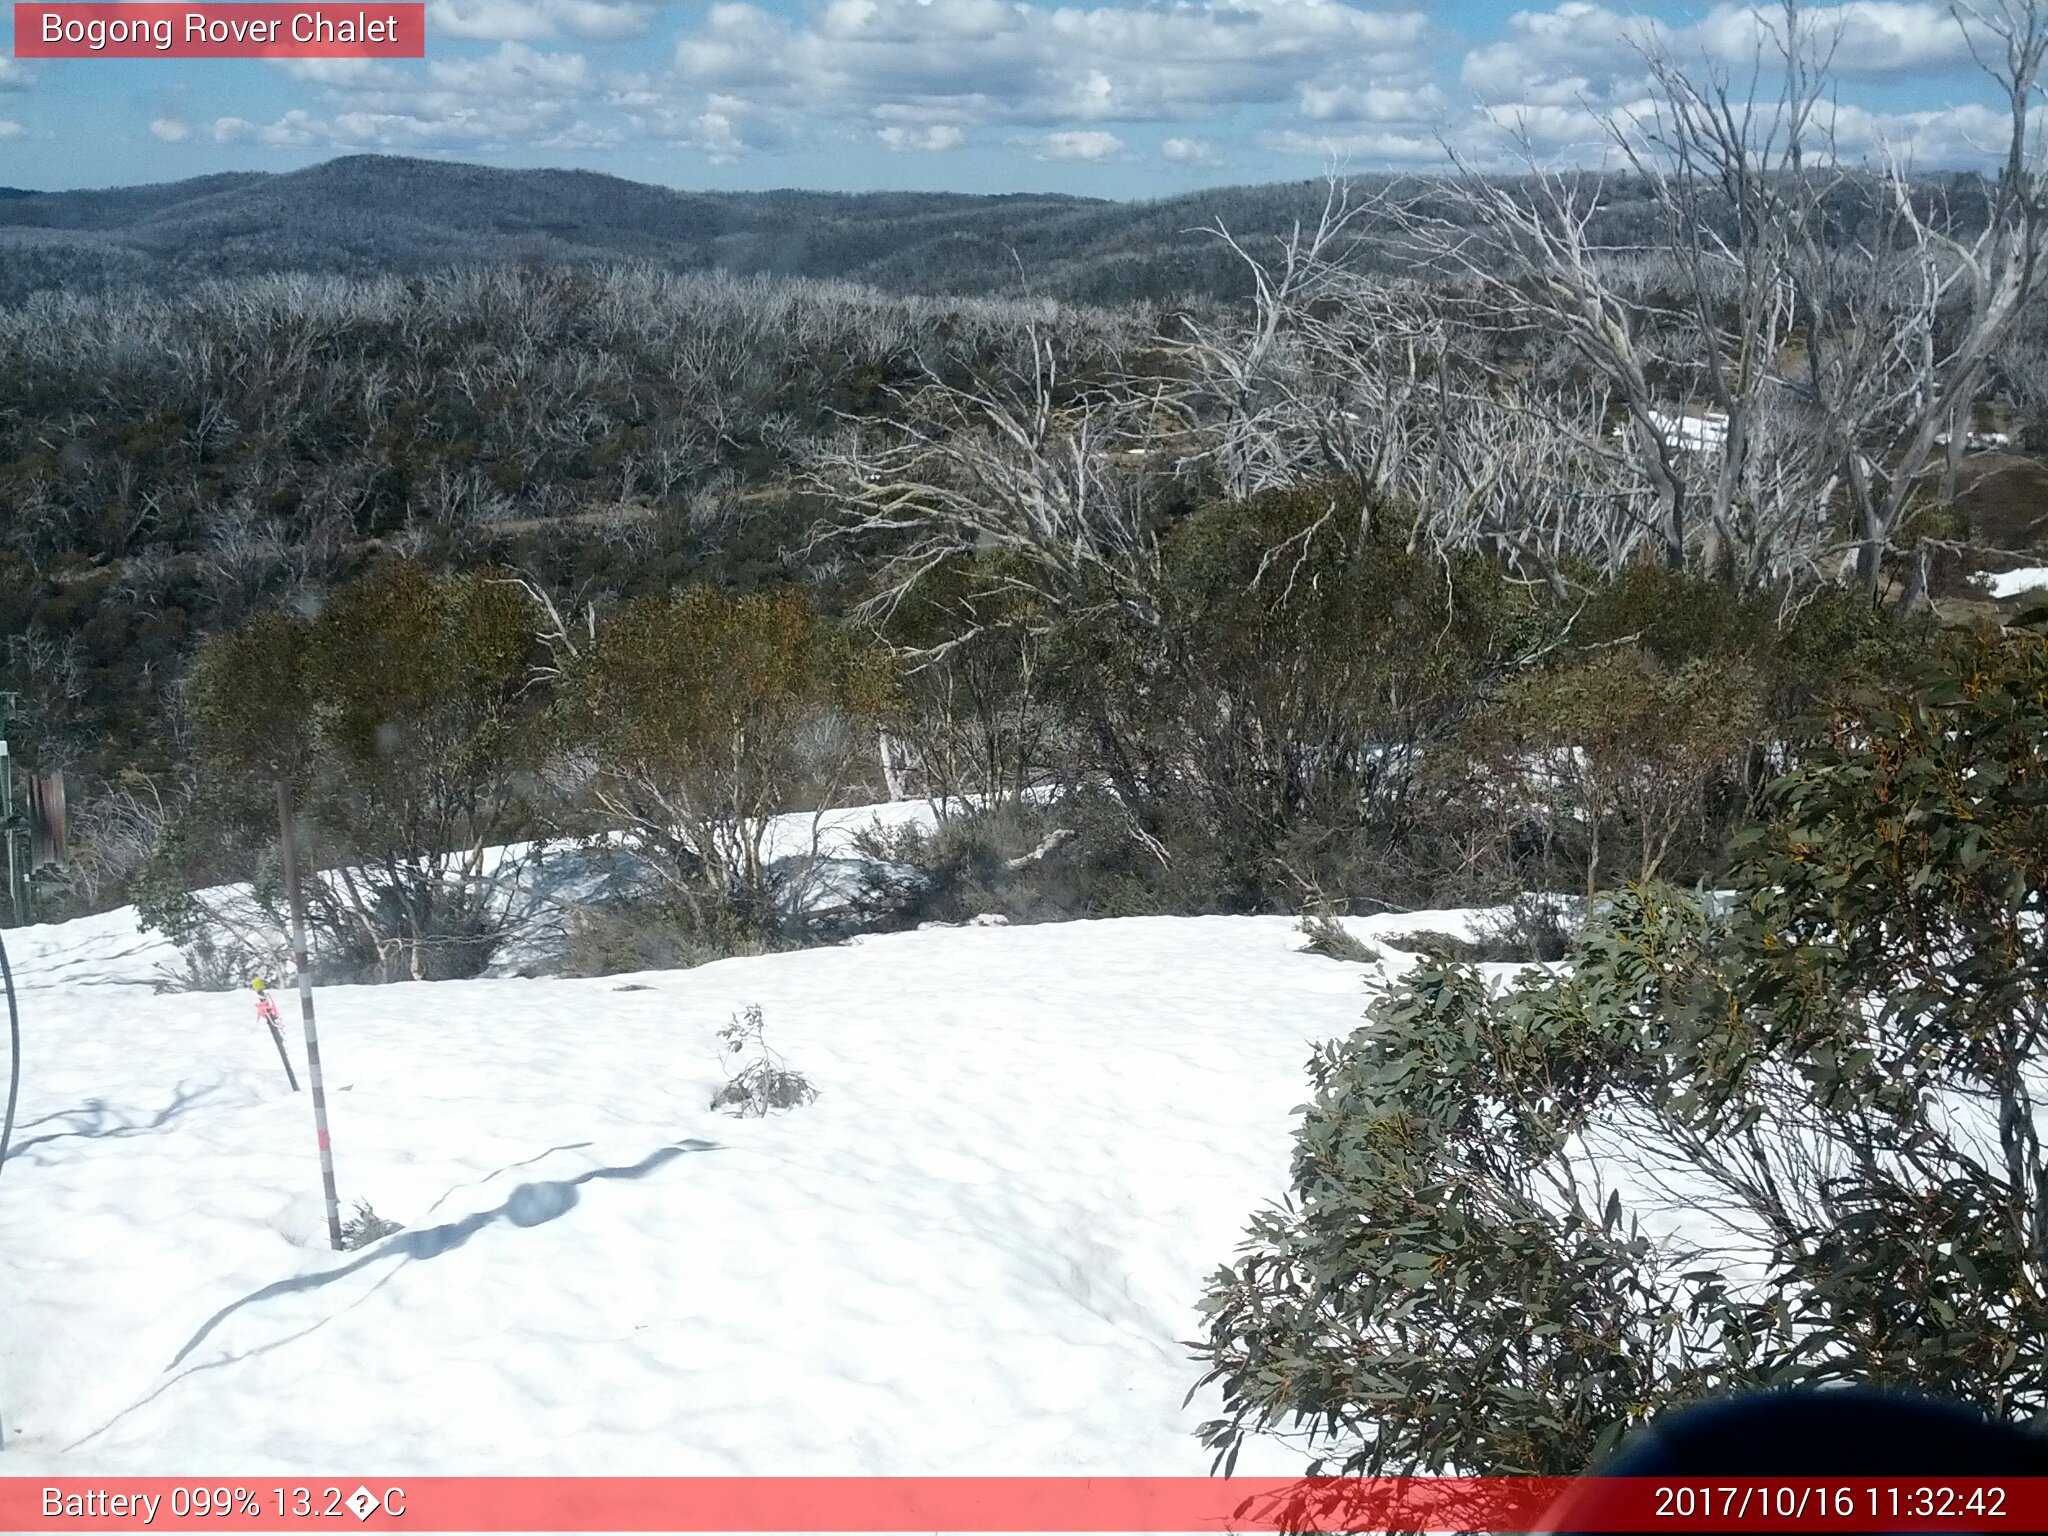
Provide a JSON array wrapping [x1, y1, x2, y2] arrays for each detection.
[[1892, 543, 1932, 625], [878, 728, 905, 802]]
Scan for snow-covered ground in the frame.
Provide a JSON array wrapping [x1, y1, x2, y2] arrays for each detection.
[[1975, 565, 2048, 600], [0, 889, 1503, 1478]]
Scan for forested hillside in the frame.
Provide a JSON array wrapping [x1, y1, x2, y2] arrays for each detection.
[[0, 157, 1372, 305]]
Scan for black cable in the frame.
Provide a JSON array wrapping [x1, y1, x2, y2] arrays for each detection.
[[0, 923, 16, 1187], [0, 922, 17, 1452]]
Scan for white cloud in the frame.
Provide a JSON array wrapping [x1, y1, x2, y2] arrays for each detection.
[[1018, 129, 1125, 161], [428, 40, 596, 93], [613, 84, 794, 154], [541, 120, 625, 148], [0, 119, 24, 141], [211, 109, 325, 147], [663, 0, 1435, 137], [428, 0, 657, 41], [98, 0, 2013, 174], [1298, 81, 1445, 122], [547, 0, 658, 39], [680, 96, 751, 159], [256, 110, 324, 147], [1471, 98, 1645, 157], [223, 42, 607, 152], [430, 0, 555, 39], [0, 60, 35, 94], [878, 123, 966, 151], [633, 0, 1440, 160], [1444, 1, 1997, 167], [1693, 3, 1974, 77], [272, 58, 408, 85], [149, 117, 190, 143], [1461, 3, 1656, 108], [1261, 124, 1446, 162], [1463, 1, 1979, 118], [1819, 99, 2015, 163]]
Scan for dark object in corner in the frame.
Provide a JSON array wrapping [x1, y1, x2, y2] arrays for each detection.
[[1543, 1388, 2048, 1536]]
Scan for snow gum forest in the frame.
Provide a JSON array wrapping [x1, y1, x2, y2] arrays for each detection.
[[2, 0, 2048, 1490]]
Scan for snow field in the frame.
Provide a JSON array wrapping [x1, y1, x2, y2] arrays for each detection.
[[0, 909, 1394, 1480]]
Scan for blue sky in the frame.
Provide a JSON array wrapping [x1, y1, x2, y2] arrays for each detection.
[[0, 1, 2014, 197]]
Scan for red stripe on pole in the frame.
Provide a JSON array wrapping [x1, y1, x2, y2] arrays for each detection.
[[7, 1478, 2048, 1531]]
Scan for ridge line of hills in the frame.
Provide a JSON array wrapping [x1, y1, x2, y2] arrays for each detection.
[[0, 151, 2003, 306], [0, 154, 1359, 305]]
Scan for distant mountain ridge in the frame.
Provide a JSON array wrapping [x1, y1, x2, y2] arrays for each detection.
[[0, 155, 1360, 305]]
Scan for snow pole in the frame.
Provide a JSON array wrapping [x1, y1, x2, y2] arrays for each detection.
[[277, 781, 344, 1252], [0, 919, 19, 1450], [251, 978, 300, 1092]]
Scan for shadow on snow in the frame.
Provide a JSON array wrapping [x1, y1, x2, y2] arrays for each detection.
[[164, 1137, 723, 1373]]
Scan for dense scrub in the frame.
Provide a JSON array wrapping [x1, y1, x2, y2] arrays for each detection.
[[0, 265, 1143, 791], [876, 499, 1923, 920], [123, 484, 1930, 983]]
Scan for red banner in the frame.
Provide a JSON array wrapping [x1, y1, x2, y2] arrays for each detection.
[[12, 4, 425, 58], [5, 1477, 2047, 1531]]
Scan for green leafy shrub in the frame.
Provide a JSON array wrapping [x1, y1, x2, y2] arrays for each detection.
[[1469, 645, 1764, 917], [557, 584, 892, 941], [157, 560, 548, 982], [1191, 629, 2048, 1477], [1045, 486, 1538, 913]]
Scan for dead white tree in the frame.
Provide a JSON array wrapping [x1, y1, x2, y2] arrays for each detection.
[[811, 328, 1160, 646], [1422, 384, 1655, 590], [1799, 0, 2048, 593], [1404, 0, 2048, 596], [1156, 180, 1377, 500], [1399, 162, 1706, 573]]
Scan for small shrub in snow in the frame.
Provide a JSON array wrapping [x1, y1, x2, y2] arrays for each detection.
[[711, 1004, 819, 1117], [1469, 645, 1762, 921], [1393, 898, 1575, 966], [558, 586, 890, 939], [339, 1200, 402, 1250], [1297, 913, 1382, 965], [563, 895, 780, 977], [1382, 927, 1480, 963], [170, 564, 546, 985], [1479, 894, 1575, 962], [850, 804, 1061, 926], [864, 793, 1183, 926], [151, 929, 285, 994]]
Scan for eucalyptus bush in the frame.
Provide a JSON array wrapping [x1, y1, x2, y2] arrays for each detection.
[[1191, 629, 2048, 1477], [557, 585, 892, 939], [143, 560, 548, 982]]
